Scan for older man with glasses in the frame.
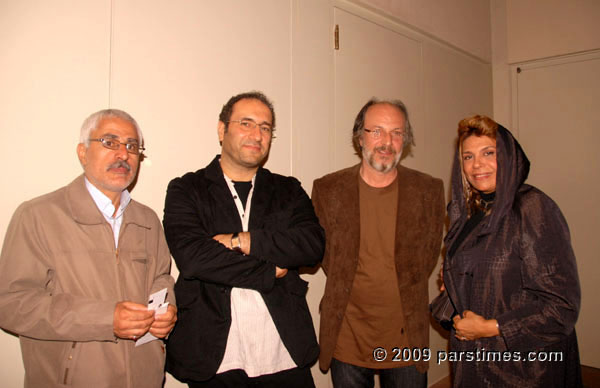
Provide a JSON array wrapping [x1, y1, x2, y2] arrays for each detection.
[[0, 109, 176, 388], [312, 98, 445, 388]]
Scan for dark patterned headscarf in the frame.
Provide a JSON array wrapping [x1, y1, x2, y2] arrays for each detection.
[[445, 125, 530, 245]]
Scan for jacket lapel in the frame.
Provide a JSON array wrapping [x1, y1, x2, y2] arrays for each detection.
[[332, 165, 361, 276], [67, 175, 107, 226], [394, 166, 416, 260], [205, 156, 243, 232], [248, 167, 272, 230]]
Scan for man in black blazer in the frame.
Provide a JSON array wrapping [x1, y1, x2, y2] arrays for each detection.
[[163, 91, 324, 388]]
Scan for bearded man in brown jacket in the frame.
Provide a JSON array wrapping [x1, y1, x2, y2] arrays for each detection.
[[312, 99, 445, 388], [0, 109, 176, 388]]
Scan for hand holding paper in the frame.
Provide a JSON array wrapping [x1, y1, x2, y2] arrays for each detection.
[[135, 288, 176, 346], [113, 301, 154, 340], [149, 304, 177, 338]]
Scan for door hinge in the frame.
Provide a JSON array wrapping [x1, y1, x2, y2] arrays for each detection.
[[334, 24, 339, 50]]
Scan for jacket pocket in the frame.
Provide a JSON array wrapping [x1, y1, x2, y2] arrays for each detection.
[[119, 252, 148, 303], [282, 273, 309, 296], [174, 278, 200, 309]]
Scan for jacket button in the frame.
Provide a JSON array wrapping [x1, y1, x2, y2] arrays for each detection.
[[401, 328, 404, 334]]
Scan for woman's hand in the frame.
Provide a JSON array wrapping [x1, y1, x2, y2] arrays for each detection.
[[453, 310, 499, 341], [439, 262, 445, 292]]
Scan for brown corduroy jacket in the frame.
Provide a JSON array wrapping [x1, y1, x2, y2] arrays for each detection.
[[312, 163, 445, 372]]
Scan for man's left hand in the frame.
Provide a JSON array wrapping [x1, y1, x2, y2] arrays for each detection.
[[149, 304, 177, 338]]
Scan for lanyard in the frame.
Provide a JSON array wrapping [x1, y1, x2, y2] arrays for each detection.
[[223, 174, 255, 232]]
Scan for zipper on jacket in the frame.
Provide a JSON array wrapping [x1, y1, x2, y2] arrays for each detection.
[[115, 223, 134, 388], [62, 342, 76, 384]]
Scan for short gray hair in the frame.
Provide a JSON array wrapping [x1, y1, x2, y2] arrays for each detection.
[[79, 109, 143, 147], [351, 98, 414, 155]]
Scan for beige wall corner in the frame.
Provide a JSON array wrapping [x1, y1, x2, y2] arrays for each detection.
[[506, 0, 600, 63]]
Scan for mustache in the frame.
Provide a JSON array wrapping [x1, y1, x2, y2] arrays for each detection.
[[374, 144, 396, 153], [107, 160, 131, 171]]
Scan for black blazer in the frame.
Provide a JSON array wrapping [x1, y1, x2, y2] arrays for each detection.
[[163, 155, 324, 382]]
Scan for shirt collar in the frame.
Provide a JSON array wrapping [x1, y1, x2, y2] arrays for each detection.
[[84, 177, 131, 219]]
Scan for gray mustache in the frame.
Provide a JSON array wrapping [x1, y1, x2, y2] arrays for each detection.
[[374, 145, 395, 153], [107, 161, 131, 171]]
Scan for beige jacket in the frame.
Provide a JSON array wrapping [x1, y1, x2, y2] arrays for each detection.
[[0, 175, 175, 388]]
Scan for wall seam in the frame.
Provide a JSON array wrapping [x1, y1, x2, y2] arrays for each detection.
[[108, 0, 114, 107], [289, 0, 294, 176]]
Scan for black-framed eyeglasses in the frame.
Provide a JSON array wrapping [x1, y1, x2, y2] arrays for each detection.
[[363, 127, 404, 140], [228, 118, 274, 134], [89, 138, 145, 155]]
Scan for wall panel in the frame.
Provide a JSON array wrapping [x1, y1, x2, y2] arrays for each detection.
[[110, 0, 293, 216], [0, 1, 111, 387]]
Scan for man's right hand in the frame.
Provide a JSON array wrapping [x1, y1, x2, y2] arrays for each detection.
[[275, 266, 288, 278], [113, 301, 155, 340]]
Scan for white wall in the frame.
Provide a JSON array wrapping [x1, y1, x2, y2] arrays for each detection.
[[0, 1, 493, 387]]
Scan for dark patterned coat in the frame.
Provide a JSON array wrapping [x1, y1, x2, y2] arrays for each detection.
[[443, 126, 582, 387]]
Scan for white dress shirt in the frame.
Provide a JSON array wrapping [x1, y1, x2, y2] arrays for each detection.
[[84, 177, 131, 248]]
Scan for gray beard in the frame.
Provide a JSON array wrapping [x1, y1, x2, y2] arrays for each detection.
[[363, 145, 402, 173]]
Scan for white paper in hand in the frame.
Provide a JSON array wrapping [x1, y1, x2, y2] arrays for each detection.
[[135, 288, 169, 347]]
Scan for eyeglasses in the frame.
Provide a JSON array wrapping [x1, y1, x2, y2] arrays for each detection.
[[89, 138, 145, 155], [363, 127, 404, 140], [228, 118, 274, 134]]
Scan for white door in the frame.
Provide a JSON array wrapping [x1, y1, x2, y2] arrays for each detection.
[[514, 51, 600, 368], [333, 7, 422, 171]]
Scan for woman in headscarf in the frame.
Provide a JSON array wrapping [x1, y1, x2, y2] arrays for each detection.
[[437, 115, 582, 387]]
